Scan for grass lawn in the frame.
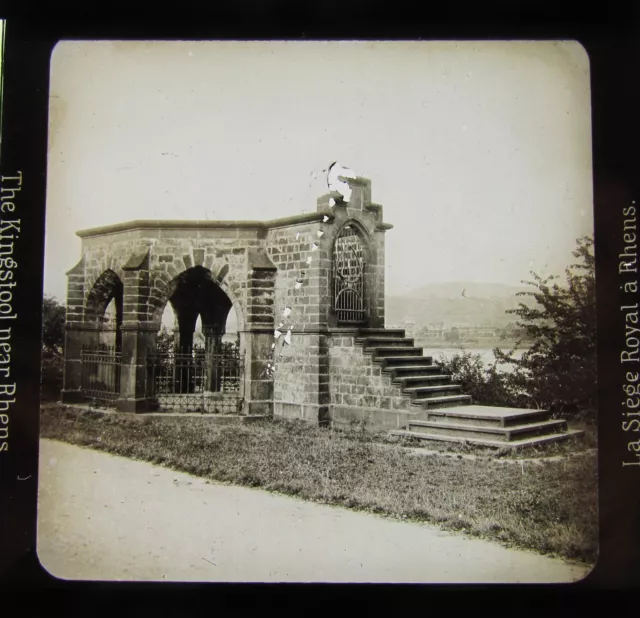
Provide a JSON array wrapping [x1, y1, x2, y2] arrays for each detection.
[[39, 403, 598, 566]]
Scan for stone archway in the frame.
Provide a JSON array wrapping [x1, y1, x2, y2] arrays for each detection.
[[84, 268, 124, 352], [146, 266, 244, 411], [165, 266, 235, 354], [62, 175, 389, 420]]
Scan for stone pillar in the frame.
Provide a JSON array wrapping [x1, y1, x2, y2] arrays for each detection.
[[115, 248, 156, 412], [116, 321, 158, 412], [61, 322, 100, 403], [61, 257, 93, 403], [244, 248, 277, 416]]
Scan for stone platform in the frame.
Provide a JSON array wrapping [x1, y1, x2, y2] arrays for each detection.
[[390, 405, 584, 449]]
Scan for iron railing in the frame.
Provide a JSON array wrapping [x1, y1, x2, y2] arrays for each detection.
[[146, 345, 243, 414], [80, 345, 121, 405], [333, 224, 367, 324]]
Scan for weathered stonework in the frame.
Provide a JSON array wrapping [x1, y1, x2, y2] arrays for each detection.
[[328, 334, 426, 430], [62, 176, 397, 425]]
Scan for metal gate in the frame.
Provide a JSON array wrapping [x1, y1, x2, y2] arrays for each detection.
[[333, 224, 367, 324], [146, 343, 244, 414], [80, 345, 121, 405]]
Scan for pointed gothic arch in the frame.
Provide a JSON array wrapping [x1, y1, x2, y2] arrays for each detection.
[[332, 221, 370, 325]]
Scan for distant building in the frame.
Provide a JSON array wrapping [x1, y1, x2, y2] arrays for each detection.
[[449, 326, 499, 338]]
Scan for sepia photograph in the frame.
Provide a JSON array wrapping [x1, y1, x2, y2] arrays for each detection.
[[37, 40, 597, 583]]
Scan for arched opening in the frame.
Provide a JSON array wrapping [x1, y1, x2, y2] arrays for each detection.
[[85, 269, 123, 352], [81, 269, 124, 404], [148, 266, 243, 413], [332, 223, 369, 325]]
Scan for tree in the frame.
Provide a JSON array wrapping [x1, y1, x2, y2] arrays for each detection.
[[439, 236, 596, 423], [494, 235, 596, 420], [41, 296, 66, 401], [156, 326, 176, 355], [42, 296, 66, 354]]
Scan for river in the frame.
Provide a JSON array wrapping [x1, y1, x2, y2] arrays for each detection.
[[420, 347, 526, 372]]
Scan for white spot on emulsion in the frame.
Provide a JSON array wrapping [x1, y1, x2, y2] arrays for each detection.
[[322, 215, 330, 223], [327, 162, 357, 202]]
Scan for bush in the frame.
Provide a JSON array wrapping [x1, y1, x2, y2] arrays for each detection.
[[439, 236, 596, 422], [437, 351, 521, 409], [41, 296, 66, 401], [41, 348, 64, 401], [495, 236, 596, 421]]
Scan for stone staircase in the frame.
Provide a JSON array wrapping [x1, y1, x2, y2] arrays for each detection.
[[355, 327, 584, 449], [355, 328, 472, 409]]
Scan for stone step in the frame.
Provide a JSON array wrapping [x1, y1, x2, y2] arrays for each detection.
[[413, 394, 473, 408], [359, 337, 415, 348], [371, 348, 432, 369], [381, 356, 435, 369], [372, 348, 426, 362], [388, 367, 445, 381], [426, 405, 552, 428], [357, 328, 406, 338], [403, 384, 464, 399], [389, 428, 585, 449], [371, 345, 424, 355], [393, 374, 453, 388], [406, 419, 568, 442]]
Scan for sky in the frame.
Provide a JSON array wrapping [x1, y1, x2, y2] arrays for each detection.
[[44, 40, 593, 303]]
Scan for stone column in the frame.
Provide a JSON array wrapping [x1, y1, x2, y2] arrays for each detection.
[[116, 321, 158, 412], [61, 322, 100, 403], [61, 257, 94, 403], [243, 248, 277, 416], [115, 248, 157, 412]]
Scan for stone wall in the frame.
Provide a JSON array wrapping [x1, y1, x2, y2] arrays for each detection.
[[63, 176, 395, 423], [77, 226, 265, 326], [264, 179, 391, 424], [266, 219, 330, 422], [328, 334, 424, 431]]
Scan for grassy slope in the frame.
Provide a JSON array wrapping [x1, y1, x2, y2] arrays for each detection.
[[39, 404, 598, 565]]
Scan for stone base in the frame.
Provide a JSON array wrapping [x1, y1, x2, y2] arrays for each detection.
[[244, 400, 273, 416], [116, 398, 158, 413], [330, 404, 428, 431], [273, 401, 329, 425]]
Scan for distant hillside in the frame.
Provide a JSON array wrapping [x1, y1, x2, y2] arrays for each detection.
[[386, 282, 537, 330], [401, 281, 531, 300]]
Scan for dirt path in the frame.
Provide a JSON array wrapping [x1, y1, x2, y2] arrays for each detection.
[[37, 439, 592, 583]]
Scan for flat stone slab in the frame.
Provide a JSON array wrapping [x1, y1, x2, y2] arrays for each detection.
[[429, 405, 548, 420], [391, 428, 584, 450]]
